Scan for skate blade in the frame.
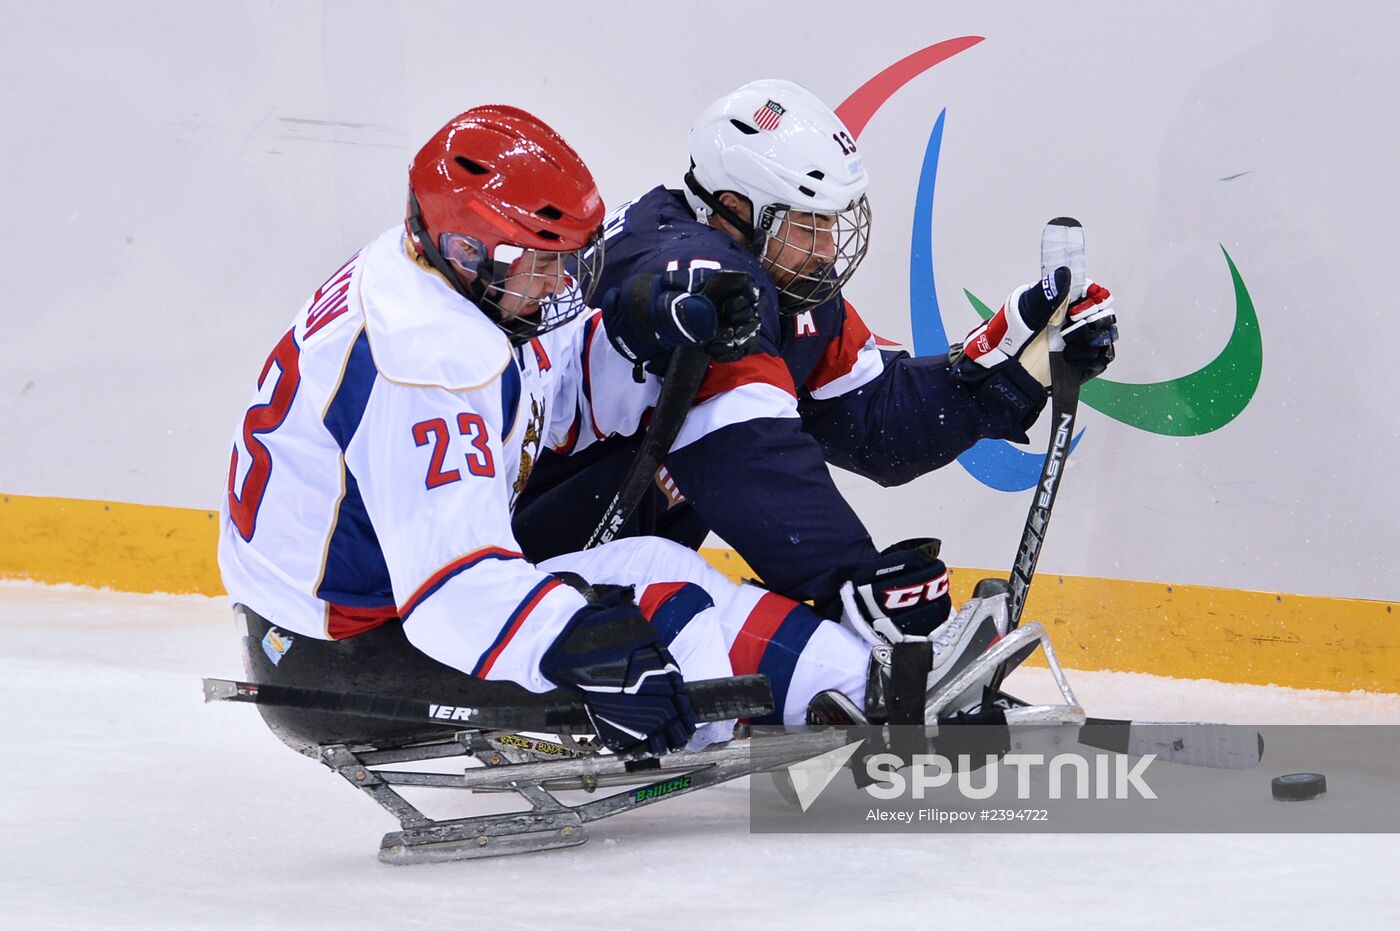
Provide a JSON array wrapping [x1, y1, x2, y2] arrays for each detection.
[[379, 811, 587, 863]]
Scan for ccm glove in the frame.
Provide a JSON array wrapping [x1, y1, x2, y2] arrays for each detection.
[[602, 268, 762, 371], [952, 265, 1073, 376], [540, 587, 697, 756], [837, 538, 953, 647], [949, 266, 1074, 426], [1061, 281, 1117, 379]]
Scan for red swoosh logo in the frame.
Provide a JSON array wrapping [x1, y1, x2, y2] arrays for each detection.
[[835, 36, 984, 137]]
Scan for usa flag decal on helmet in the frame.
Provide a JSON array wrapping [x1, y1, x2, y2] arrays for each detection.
[[753, 99, 786, 131]]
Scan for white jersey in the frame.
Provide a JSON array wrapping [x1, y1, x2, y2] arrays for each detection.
[[218, 226, 657, 692]]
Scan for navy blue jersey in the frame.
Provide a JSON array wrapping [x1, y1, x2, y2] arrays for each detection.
[[514, 186, 1046, 606]]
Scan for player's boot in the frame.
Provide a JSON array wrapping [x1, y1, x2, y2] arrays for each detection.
[[809, 578, 1016, 725], [812, 582, 1019, 728], [923, 579, 1016, 717]]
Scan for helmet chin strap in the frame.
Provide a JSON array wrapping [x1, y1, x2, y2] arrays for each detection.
[[405, 190, 486, 301], [683, 168, 768, 258]]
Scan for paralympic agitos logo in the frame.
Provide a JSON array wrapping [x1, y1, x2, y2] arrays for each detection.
[[836, 39, 1263, 492]]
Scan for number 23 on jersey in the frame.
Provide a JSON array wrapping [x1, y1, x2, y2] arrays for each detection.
[[412, 413, 495, 488]]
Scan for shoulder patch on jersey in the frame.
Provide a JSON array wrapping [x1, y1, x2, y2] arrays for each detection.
[[357, 227, 513, 391]]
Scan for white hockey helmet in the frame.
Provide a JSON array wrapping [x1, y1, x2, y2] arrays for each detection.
[[683, 79, 871, 312]]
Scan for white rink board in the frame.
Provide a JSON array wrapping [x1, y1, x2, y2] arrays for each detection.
[[3, 1, 1397, 600], [3, 581, 1398, 928]]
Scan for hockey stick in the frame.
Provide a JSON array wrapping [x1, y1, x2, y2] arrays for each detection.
[[1077, 716, 1264, 770], [989, 693, 1263, 769], [1005, 351, 1084, 632], [585, 343, 709, 549], [985, 218, 1087, 700], [203, 673, 772, 732]]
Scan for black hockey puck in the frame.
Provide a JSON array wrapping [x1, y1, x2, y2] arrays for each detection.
[[1271, 773, 1326, 801]]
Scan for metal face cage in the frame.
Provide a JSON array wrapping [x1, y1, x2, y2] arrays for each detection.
[[760, 195, 871, 314], [443, 233, 605, 342]]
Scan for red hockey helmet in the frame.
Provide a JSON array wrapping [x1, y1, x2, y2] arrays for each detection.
[[406, 106, 606, 339]]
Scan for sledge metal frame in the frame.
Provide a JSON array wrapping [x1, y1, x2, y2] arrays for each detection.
[[925, 622, 1085, 726], [318, 727, 850, 864], [302, 622, 1081, 864]]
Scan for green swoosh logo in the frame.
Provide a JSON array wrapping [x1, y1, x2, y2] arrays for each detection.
[[967, 245, 1262, 436]]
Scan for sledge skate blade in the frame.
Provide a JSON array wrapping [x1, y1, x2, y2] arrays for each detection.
[[379, 810, 588, 863]]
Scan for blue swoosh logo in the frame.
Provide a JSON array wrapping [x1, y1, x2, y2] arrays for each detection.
[[908, 109, 1082, 491]]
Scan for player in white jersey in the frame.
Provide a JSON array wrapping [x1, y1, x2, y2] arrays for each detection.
[[220, 105, 997, 758]]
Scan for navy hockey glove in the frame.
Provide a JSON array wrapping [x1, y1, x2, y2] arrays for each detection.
[[1061, 281, 1117, 379], [540, 587, 698, 756], [836, 538, 953, 647], [602, 268, 762, 371]]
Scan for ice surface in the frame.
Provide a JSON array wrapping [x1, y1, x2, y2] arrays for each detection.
[[2, 580, 1397, 929]]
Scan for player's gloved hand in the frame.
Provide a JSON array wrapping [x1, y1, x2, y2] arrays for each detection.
[[602, 268, 762, 371], [692, 268, 764, 362], [951, 265, 1073, 381], [540, 586, 698, 756], [1061, 281, 1117, 379], [836, 538, 953, 647]]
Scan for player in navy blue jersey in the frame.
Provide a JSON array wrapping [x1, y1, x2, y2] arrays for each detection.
[[513, 79, 1118, 614]]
